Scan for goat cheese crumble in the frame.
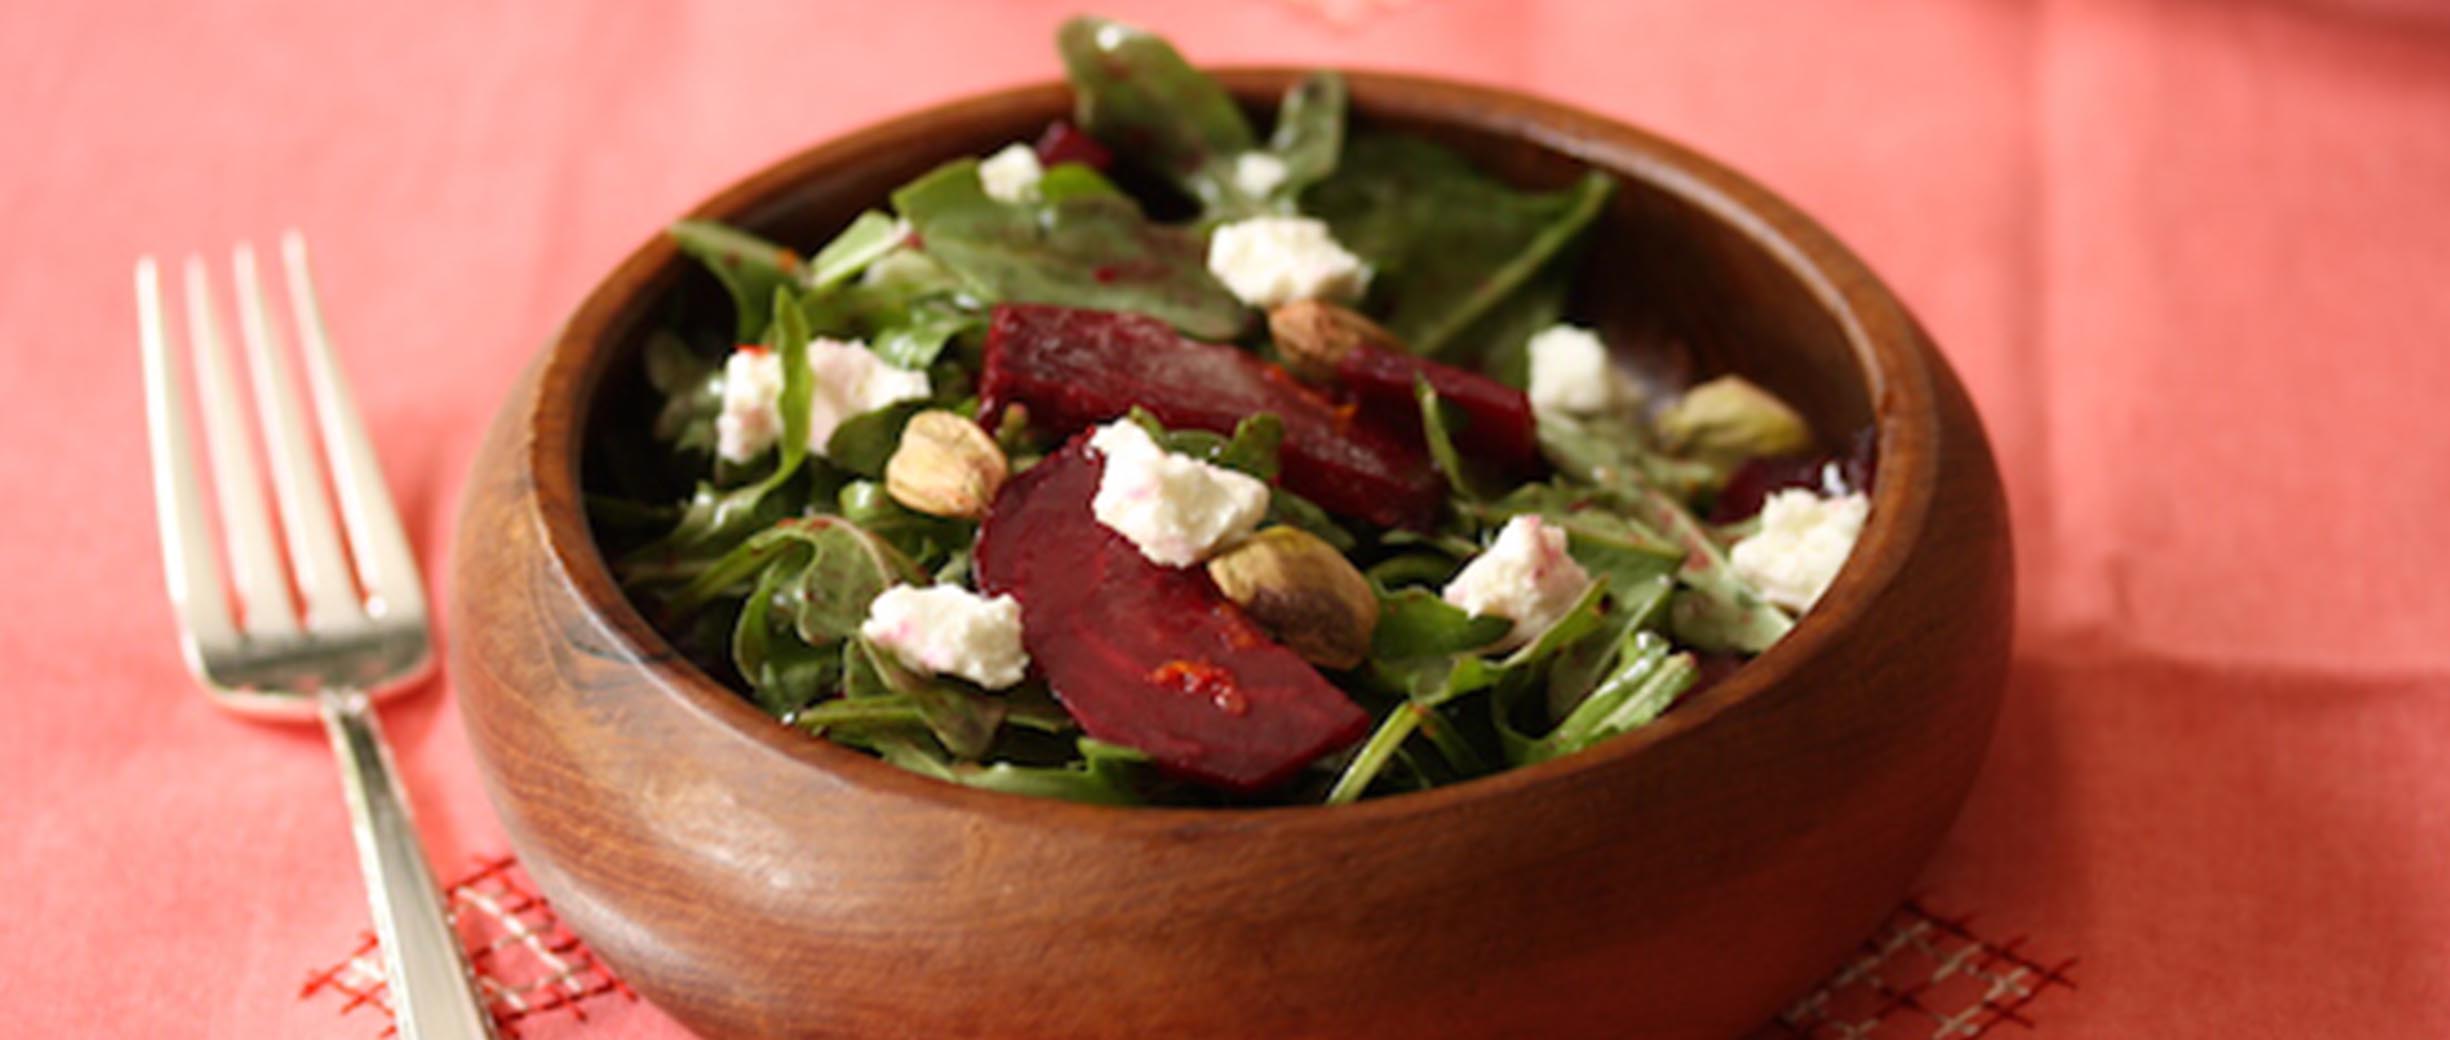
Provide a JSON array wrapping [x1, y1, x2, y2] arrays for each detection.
[[1087, 420, 1270, 567], [1231, 151, 1290, 197], [978, 143, 1045, 204], [859, 584, 1030, 689], [1442, 515, 1594, 649], [1525, 324, 1628, 415], [1729, 489, 1870, 612], [714, 338, 931, 463], [1205, 216, 1370, 309]]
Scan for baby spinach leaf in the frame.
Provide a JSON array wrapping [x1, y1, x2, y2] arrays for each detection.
[[893, 159, 1248, 340], [1057, 16, 1255, 186], [670, 220, 805, 343], [1307, 134, 1613, 359]]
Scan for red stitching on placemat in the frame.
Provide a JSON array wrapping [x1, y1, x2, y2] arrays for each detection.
[[302, 856, 634, 1038], [1768, 899, 2077, 1040]]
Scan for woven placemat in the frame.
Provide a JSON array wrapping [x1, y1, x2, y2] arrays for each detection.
[[306, 858, 2072, 1038]]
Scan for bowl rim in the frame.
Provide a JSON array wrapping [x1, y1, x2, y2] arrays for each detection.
[[524, 67, 1937, 833]]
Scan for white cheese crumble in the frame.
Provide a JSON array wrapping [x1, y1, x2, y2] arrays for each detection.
[[1729, 489, 1870, 612], [717, 347, 787, 463], [977, 143, 1044, 204], [1231, 151, 1289, 197], [1442, 515, 1594, 649], [712, 339, 931, 463], [1087, 420, 1270, 568], [859, 584, 1030, 689], [1205, 216, 1371, 309], [1525, 324, 1627, 415]]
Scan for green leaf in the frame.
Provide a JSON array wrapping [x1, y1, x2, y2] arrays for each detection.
[[1370, 588, 1511, 660], [1415, 375, 1485, 500], [869, 301, 981, 370], [1325, 701, 1428, 804], [1525, 630, 1691, 763], [893, 159, 1249, 340], [1193, 71, 1349, 221], [644, 330, 723, 456], [1307, 134, 1613, 359], [733, 563, 842, 717], [1056, 16, 1255, 186], [670, 220, 805, 343], [1266, 487, 1354, 552], [1036, 163, 1128, 204], [824, 400, 928, 479], [806, 210, 906, 290], [1267, 71, 1346, 197], [855, 637, 1007, 761], [942, 739, 1150, 805]]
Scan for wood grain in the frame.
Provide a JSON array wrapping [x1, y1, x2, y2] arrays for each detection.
[[450, 70, 2013, 1039]]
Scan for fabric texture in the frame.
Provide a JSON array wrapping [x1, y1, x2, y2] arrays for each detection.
[[3, 0, 2443, 1035]]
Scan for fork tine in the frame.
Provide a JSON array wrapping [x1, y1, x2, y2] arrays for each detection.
[[280, 232, 427, 622], [137, 257, 240, 656], [182, 255, 300, 638], [233, 242, 362, 630]]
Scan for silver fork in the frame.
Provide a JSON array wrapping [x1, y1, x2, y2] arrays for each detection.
[[136, 233, 496, 1040]]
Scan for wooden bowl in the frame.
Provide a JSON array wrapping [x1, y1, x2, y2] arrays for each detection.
[[451, 70, 2012, 1039]]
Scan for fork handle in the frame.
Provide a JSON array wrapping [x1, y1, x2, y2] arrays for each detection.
[[321, 689, 499, 1040]]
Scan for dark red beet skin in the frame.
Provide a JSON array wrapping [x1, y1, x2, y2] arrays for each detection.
[[974, 438, 1371, 793], [980, 303, 1446, 529], [1032, 120, 1114, 171], [1334, 346, 1543, 481]]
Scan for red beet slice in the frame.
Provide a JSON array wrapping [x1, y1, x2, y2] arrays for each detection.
[[974, 437, 1370, 792], [980, 303, 1445, 529], [1333, 346, 1543, 480]]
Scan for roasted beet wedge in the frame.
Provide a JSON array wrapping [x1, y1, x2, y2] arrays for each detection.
[[1335, 346, 1542, 481], [980, 303, 1445, 530], [974, 437, 1370, 792]]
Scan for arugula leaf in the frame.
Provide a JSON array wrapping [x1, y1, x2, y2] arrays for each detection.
[[1524, 630, 1698, 763], [644, 330, 722, 455], [1266, 71, 1346, 197], [1324, 701, 1428, 805], [1371, 588, 1511, 661], [670, 220, 805, 343], [869, 299, 982, 370], [806, 210, 906, 290], [1057, 16, 1255, 186], [1194, 71, 1350, 221], [940, 739, 1151, 805], [854, 637, 1007, 761], [618, 291, 824, 581], [1415, 376, 1485, 500], [824, 400, 928, 479], [1307, 134, 1613, 359], [893, 159, 1248, 340], [733, 562, 843, 716]]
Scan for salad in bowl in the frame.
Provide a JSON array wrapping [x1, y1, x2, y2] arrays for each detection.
[[592, 16, 1875, 807]]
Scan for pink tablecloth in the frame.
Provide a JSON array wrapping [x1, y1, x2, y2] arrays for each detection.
[[5, 1, 2445, 1035]]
